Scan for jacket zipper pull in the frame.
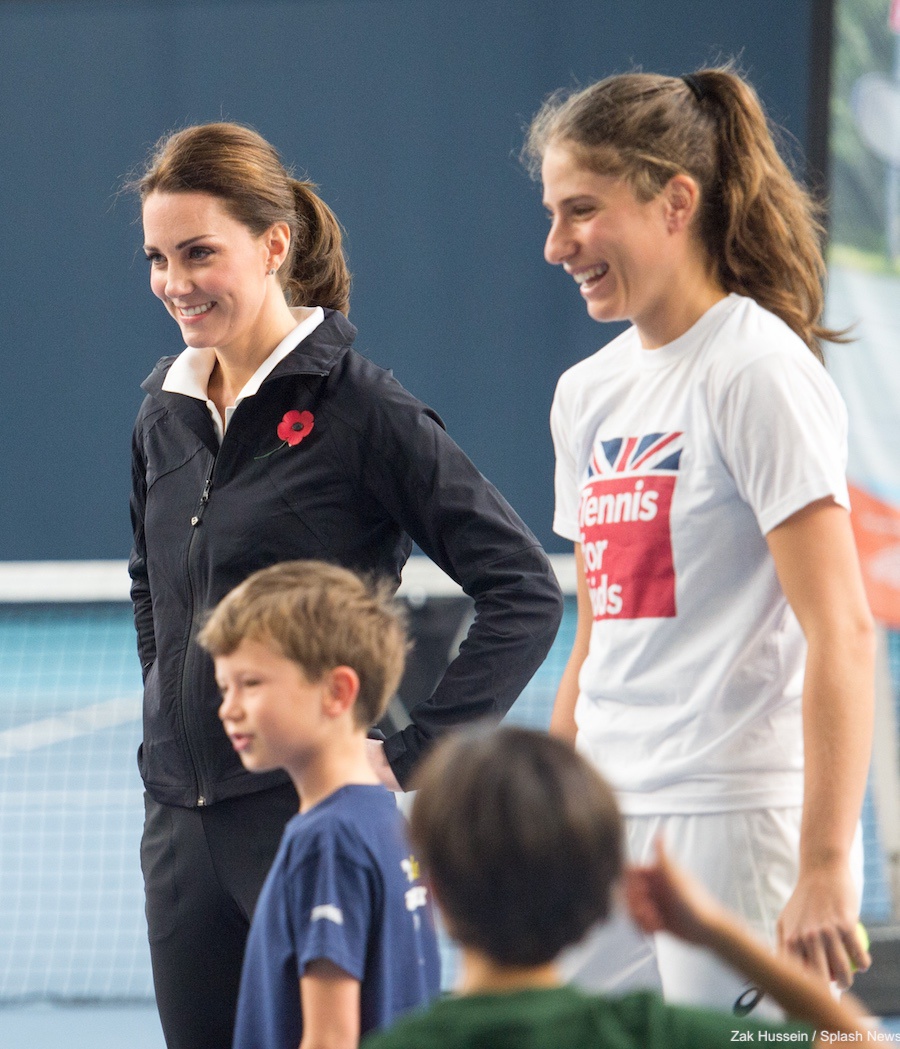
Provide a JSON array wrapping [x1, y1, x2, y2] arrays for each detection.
[[191, 476, 213, 527]]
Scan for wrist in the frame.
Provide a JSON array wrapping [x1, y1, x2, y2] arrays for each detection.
[[797, 846, 851, 876], [688, 900, 741, 954]]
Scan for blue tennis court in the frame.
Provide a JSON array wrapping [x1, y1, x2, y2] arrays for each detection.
[[0, 595, 897, 1045]]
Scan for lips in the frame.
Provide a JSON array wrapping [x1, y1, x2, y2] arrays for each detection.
[[229, 733, 251, 753], [572, 263, 609, 287], [177, 302, 215, 318]]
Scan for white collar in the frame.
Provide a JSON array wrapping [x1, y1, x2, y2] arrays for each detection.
[[161, 307, 325, 441]]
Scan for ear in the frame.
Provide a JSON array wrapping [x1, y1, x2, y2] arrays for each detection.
[[661, 174, 700, 234], [263, 221, 292, 274], [321, 665, 361, 719]]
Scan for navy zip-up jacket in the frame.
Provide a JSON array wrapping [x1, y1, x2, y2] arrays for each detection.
[[129, 310, 563, 806]]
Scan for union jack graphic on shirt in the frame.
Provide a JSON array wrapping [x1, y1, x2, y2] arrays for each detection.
[[579, 431, 684, 620], [587, 431, 684, 478]]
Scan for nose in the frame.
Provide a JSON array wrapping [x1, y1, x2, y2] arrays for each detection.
[[544, 217, 574, 266], [163, 260, 193, 301], [218, 687, 240, 723]]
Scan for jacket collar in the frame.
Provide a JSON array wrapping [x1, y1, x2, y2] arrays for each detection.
[[140, 308, 358, 399]]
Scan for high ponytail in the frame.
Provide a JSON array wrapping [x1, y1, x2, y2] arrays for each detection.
[[524, 65, 843, 361], [691, 69, 837, 361], [133, 122, 351, 314]]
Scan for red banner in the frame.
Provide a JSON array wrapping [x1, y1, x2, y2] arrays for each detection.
[[849, 483, 900, 627]]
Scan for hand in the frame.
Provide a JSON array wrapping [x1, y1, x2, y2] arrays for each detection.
[[365, 737, 402, 792], [777, 863, 870, 990], [624, 836, 729, 947]]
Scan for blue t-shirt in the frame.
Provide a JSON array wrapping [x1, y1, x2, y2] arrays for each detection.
[[233, 784, 441, 1049]]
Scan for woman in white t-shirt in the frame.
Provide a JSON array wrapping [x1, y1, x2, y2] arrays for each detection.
[[524, 67, 875, 1011]]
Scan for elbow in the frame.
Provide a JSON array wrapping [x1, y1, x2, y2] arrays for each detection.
[[844, 601, 877, 666], [550, 586, 565, 639], [808, 603, 877, 678], [526, 566, 565, 650], [487, 546, 565, 638], [855, 610, 877, 678], [530, 548, 565, 629], [538, 569, 565, 633]]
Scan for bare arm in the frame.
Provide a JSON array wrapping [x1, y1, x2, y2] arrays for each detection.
[[766, 498, 875, 988], [626, 839, 872, 1043], [299, 959, 360, 1049], [549, 545, 592, 743]]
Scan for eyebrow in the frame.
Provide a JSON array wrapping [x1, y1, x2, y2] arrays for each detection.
[[544, 193, 596, 207], [143, 234, 215, 253]]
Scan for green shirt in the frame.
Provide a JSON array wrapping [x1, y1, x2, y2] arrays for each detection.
[[361, 985, 814, 1049]]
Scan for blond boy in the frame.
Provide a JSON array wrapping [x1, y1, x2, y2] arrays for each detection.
[[198, 561, 440, 1049]]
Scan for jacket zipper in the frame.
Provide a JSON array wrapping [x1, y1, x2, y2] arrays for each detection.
[[191, 475, 213, 527], [179, 463, 216, 806]]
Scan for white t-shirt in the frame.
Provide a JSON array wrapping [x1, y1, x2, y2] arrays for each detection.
[[551, 294, 849, 814]]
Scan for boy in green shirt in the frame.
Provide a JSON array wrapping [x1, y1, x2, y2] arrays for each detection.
[[363, 725, 873, 1049]]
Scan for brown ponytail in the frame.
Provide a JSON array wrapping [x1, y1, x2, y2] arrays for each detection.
[[524, 66, 843, 361], [286, 180, 351, 315], [133, 122, 351, 314]]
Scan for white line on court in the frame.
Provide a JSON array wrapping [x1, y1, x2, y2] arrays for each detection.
[[0, 555, 580, 601], [0, 697, 141, 758], [0, 790, 140, 806]]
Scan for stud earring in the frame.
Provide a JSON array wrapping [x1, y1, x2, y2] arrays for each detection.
[[267, 268, 276, 276]]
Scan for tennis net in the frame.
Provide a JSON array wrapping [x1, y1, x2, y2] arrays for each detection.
[[0, 558, 895, 1004]]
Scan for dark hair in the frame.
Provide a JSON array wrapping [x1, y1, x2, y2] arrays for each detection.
[[524, 65, 843, 361], [134, 122, 351, 314], [410, 725, 623, 967], [197, 560, 407, 728]]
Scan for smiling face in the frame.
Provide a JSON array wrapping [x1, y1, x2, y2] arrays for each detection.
[[142, 191, 289, 360], [542, 144, 697, 347], [215, 638, 328, 777]]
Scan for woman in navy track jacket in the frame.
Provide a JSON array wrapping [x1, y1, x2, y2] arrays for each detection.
[[130, 121, 562, 1049]]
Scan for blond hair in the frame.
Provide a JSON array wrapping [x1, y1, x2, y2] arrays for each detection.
[[134, 122, 351, 314], [198, 561, 407, 728], [524, 66, 843, 361]]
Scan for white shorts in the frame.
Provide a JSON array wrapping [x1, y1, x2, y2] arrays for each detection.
[[559, 808, 864, 1018]]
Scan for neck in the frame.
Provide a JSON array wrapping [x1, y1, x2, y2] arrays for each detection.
[[212, 301, 311, 399], [291, 731, 380, 812], [637, 251, 726, 350], [457, 948, 560, 995]]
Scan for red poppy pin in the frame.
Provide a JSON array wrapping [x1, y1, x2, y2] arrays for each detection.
[[256, 410, 315, 459]]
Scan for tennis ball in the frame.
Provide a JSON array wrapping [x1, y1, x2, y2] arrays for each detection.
[[851, 921, 870, 972]]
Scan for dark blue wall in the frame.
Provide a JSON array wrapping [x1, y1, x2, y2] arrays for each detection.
[[0, 0, 815, 558]]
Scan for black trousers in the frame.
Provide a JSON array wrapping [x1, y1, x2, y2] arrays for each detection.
[[140, 782, 299, 1049]]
